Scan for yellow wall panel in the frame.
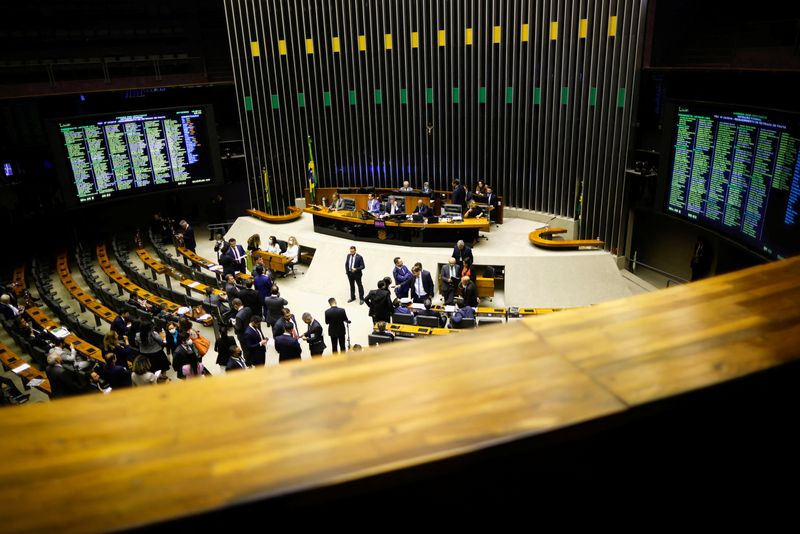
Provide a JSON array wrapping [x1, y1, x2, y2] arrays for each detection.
[[521, 24, 529, 42], [411, 31, 419, 48], [278, 39, 287, 55], [609, 16, 618, 37], [332, 36, 341, 53], [493, 26, 501, 44], [465, 28, 473, 45], [550, 21, 558, 41], [438, 29, 446, 47], [579, 19, 588, 39], [305, 38, 314, 54], [385, 33, 393, 50], [250, 41, 260, 57], [358, 35, 367, 51]]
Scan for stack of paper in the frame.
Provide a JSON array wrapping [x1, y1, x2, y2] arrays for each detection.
[[12, 363, 30, 374]]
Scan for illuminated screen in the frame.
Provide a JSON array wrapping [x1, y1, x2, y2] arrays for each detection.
[[50, 106, 222, 207], [666, 102, 800, 259]]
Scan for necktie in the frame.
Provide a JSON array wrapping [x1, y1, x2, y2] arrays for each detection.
[[349, 255, 354, 271], [416, 276, 423, 296]]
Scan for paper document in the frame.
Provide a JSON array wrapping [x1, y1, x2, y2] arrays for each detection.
[[410, 303, 425, 310], [197, 314, 211, 321], [209, 265, 223, 272], [177, 306, 191, 315], [444, 305, 456, 313], [188, 282, 201, 288], [27, 378, 44, 387], [49, 326, 70, 339], [12, 363, 30, 373]]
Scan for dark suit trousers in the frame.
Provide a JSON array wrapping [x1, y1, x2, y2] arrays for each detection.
[[442, 286, 456, 305], [347, 272, 364, 300], [330, 335, 346, 353]]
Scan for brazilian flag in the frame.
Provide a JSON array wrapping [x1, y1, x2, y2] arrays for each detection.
[[307, 136, 318, 203]]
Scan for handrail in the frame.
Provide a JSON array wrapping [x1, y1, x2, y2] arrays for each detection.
[[626, 256, 690, 285], [2, 257, 800, 531], [529, 227, 604, 249], [246, 206, 303, 223]]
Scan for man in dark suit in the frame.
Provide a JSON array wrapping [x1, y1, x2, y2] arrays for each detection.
[[253, 266, 273, 317], [231, 298, 252, 346], [264, 286, 288, 327], [324, 298, 350, 353], [345, 245, 366, 304], [226, 238, 247, 273], [45, 353, 92, 398], [301, 312, 326, 356], [272, 308, 299, 338], [452, 240, 474, 269], [452, 179, 467, 209], [238, 279, 261, 316], [0, 294, 19, 321], [178, 220, 197, 252], [417, 298, 445, 327], [111, 311, 130, 339], [226, 345, 249, 371], [440, 258, 461, 305], [459, 276, 478, 308], [242, 315, 268, 366], [219, 246, 238, 278], [413, 199, 432, 218], [364, 279, 393, 323], [411, 263, 435, 304], [224, 274, 241, 302], [274, 324, 302, 362]]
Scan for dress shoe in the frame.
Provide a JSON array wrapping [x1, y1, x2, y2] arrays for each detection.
[[347, 298, 356, 303], [359, 299, 364, 305]]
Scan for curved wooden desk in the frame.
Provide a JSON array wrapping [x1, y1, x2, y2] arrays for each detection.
[[0, 341, 51, 396], [246, 206, 303, 223], [56, 253, 118, 328], [529, 227, 604, 249], [97, 245, 212, 326], [305, 206, 490, 246], [24, 306, 104, 363], [177, 247, 253, 281]]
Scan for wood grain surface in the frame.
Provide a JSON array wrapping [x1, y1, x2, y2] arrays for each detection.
[[1, 256, 799, 532]]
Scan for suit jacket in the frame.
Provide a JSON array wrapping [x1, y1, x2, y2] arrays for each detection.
[[182, 226, 197, 250], [275, 334, 302, 362], [111, 316, 129, 338], [364, 288, 393, 319], [102, 364, 132, 389], [452, 185, 467, 207], [367, 199, 382, 214], [460, 282, 478, 308], [242, 325, 267, 365], [172, 344, 195, 379], [239, 288, 261, 316], [220, 254, 237, 277], [411, 270, 435, 299], [0, 303, 18, 321], [226, 356, 248, 371], [386, 201, 402, 215], [452, 245, 474, 267], [325, 306, 349, 337], [253, 274, 272, 303], [227, 244, 247, 273], [46, 364, 88, 398], [393, 265, 412, 286], [225, 281, 241, 302], [304, 319, 326, 352], [234, 307, 253, 335], [264, 295, 288, 324], [413, 204, 432, 218], [345, 253, 365, 277], [440, 264, 462, 290], [273, 316, 299, 338]]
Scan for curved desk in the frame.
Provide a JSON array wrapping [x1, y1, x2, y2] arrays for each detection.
[[305, 207, 490, 247], [529, 227, 604, 249], [56, 253, 118, 327], [246, 207, 303, 223]]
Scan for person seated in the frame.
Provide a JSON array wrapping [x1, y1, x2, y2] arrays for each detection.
[[0, 376, 29, 405], [50, 337, 78, 365], [102, 352, 132, 389], [464, 200, 485, 219], [373, 321, 395, 339], [449, 299, 476, 328], [0, 293, 20, 321], [328, 192, 345, 211], [283, 236, 300, 265], [393, 297, 413, 315], [45, 352, 99, 398], [367, 193, 382, 216], [417, 298, 445, 326], [265, 235, 282, 254], [421, 182, 433, 194], [413, 199, 432, 218], [203, 286, 229, 317], [382, 196, 402, 217], [399, 180, 414, 192]]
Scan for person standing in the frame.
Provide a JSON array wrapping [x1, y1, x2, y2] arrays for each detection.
[[392, 257, 412, 298], [459, 276, 478, 308], [451, 180, 467, 209], [264, 285, 288, 327], [440, 258, 462, 305], [364, 279, 393, 323], [411, 263, 434, 304], [452, 240, 474, 269], [213, 232, 226, 262], [227, 238, 247, 273], [242, 315, 268, 366], [274, 324, 302, 363], [177, 220, 196, 252], [301, 312, 326, 356], [345, 245, 365, 304], [324, 298, 350, 353]]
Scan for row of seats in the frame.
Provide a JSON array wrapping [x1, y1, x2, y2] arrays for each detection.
[[111, 237, 205, 311], [148, 229, 220, 287]]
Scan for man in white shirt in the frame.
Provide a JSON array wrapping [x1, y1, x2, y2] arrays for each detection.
[[383, 196, 401, 217], [399, 180, 414, 192], [227, 238, 247, 273], [411, 264, 434, 304]]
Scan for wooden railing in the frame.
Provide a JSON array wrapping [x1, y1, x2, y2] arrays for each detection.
[[1, 256, 799, 531]]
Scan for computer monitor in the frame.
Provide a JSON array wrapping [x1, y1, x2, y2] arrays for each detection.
[[340, 198, 357, 211], [443, 203, 463, 216]]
